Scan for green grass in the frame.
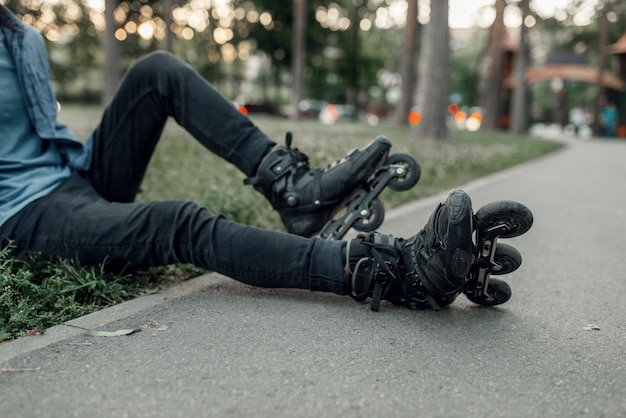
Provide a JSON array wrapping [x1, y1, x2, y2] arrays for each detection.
[[0, 247, 151, 341], [0, 106, 564, 341]]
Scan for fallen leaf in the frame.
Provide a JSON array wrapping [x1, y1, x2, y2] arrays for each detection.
[[1, 367, 41, 373], [86, 329, 140, 337], [24, 328, 45, 337], [583, 324, 601, 331]]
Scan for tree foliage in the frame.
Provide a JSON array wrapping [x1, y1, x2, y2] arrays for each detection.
[[4, 0, 623, 130], [4, 0, 101, 101], [248, 0, 399, 104]]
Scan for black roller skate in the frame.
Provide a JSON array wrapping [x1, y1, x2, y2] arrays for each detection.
[[245, 133, 392, 237], [346, 190, 474, 311], [320, 152, 420, 240], [463, 201, 533, 306]]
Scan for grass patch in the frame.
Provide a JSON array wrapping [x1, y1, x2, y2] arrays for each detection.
[[0, 245, 204, 342], [0, 246, 149, 341], [0, 107, 564, 341]]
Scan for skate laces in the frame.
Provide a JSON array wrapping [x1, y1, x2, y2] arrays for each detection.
[[285, 132, 349, 176], [282, 132, 325, 207], [244, 132, 309, 189], [283, 132, 310, 173]]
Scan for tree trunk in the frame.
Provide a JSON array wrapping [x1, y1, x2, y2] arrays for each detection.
[[290, 0, 307, 121], [162, 0, 174, 53], [414, 0, 450, 140], [509, 0, 530, 135], [593, 0, 608, 136], [346, 5, 360, 108], [480, 0, 505, 131], [396, 0, 419, 125], [102, 0, 121, 105]]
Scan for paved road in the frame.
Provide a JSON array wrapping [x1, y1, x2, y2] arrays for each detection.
[[1, 137, 625, 418]]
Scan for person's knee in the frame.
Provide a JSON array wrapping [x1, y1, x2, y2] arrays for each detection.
[[128, 51, 190, 81], [139, 51, 179, 68]]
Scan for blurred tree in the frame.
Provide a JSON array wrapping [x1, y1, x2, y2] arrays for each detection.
[[480, 0, 505, 131], [509, 0, 531, 135], [340, 1, 360, 106], [414, 0, 450, 140], [3, 0, 101, 102], [291, 0, 307, 120], [246, 0, 298, 100], [592, 0, 609, 136], [528, 0, 626, 128], [396, 0, 419, 125], [162, 0, 174, 53], [103, 0, 121, 105], [450, 40, 483, 109]]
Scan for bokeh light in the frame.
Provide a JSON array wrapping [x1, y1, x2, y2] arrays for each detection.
[[454, 111, 467, 128], [408, 111, 422, 126], [466, 112, 483, 131]]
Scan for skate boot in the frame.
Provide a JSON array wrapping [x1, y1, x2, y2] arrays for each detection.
[[347, 189, 474, 311], [245, 133, 391, 237]]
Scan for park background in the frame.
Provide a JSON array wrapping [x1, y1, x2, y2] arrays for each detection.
[[3, 0, 626, 138]]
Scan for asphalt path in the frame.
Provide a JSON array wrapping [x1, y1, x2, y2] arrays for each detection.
[[1, 136, 625, 418]]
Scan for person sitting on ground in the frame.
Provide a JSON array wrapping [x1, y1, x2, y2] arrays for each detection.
[[0, 5, 475, 311]]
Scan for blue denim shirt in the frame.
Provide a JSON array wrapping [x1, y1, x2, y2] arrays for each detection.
[[0, 6, 92, 171]]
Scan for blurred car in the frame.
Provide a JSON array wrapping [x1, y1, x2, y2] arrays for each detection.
[[319, 104, 360, 124], [298, 100, 328, 119], [235, 97, 281, 116]]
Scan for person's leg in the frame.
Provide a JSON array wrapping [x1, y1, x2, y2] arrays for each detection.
[[87, 51, 392, 237], [86, 51, 274, 203], [0, 173, 348, 294], [0, 176, 489, 309]]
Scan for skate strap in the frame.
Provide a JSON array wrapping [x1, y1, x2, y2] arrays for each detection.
[[424, 293, 440, 311], [360, 238, 400, 311], [371, 283, 384, 312], [243, 176, 261, 186], [243, 133, 309, 190]]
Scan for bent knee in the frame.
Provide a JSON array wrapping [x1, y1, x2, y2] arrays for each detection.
[[128, 51, 191, 80]]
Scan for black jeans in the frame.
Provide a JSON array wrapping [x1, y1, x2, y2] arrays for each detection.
[[0, 52, 347, 295]]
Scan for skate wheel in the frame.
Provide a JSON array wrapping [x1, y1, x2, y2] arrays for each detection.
[[465, 278, 511, 306], [474, 201, 533, 239], [352, 199, 385, 232], [385, 153, 420, 191], [491, 243, 522, 275]]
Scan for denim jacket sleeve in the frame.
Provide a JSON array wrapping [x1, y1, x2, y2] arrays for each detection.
[[2, 10, 93, 170]]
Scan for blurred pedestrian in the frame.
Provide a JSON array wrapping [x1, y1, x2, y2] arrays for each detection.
[[569, 105, 586, 136], [600, 101, 618, 138]]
